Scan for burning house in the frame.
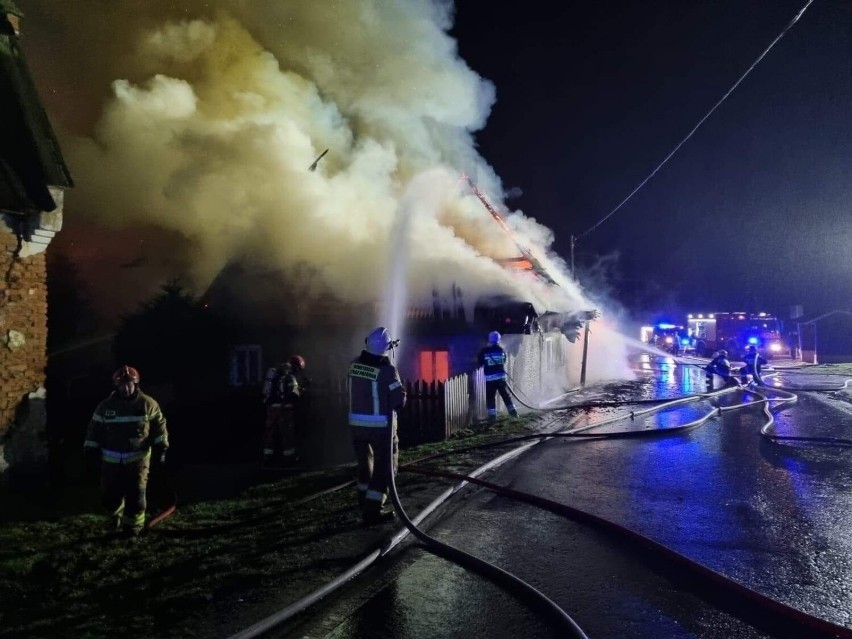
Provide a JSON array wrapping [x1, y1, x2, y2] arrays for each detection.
[[11, 4, 621, 470], [205, 176, 598, 463]]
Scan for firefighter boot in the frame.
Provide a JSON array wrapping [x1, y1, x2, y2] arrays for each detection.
[[362, 500, 395, 526], [107, 515, 121, 536]]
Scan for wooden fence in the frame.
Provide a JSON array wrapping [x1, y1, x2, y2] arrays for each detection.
[[310, 369, 487, 447]]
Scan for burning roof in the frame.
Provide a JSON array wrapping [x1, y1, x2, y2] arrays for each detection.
[[460, 173, 559, 286]]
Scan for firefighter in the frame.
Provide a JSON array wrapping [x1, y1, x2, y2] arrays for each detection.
[[349, 327, 406, 525], [261, 360, 302, 466], [284, 355, 308, 461], [82, 365, 168, 536], [478, 331, 518, 423], [740, 345, 767, 385], [704, 349, 735, 387]]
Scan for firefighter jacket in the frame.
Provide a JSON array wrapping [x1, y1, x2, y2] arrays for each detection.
[[478, 344, 508, 382], [743, 352, 766, 373], [263, 365, 286, 405], [705, 355, 731, 377], [83, 389, 168, 464], [264, 365, 301, 407], [348, 351, 406, 428], [281, 371, 301, 408]]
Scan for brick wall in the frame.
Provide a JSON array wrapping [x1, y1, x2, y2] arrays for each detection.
[[0, 224, 49, 471]]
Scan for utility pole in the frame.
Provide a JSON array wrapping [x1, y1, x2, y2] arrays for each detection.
[[580, 319, 591, 387]]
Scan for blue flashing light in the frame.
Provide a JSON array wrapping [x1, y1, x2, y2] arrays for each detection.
[[747, 336, 759, 345], [680, 338, 691, 345], [657, 323, 677, 330]]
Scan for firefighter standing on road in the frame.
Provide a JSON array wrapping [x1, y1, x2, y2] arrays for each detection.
[[83, 366, 168, 536], [348, 327, 406, 525], [740, 345, 767, 385], [704, 349, 735, 387], [478, 331, 518, 423]]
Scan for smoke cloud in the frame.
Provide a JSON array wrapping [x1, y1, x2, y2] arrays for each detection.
[[22, 0, 631, 380]]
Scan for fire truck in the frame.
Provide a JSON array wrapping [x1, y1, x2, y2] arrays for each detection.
[[686, 312, 787, 359], [640, 322, 692, 355]]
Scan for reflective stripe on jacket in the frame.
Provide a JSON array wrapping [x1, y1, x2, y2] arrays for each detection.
[[348, 351, 406, 428], [478, 344, 508, 381], [101, 448, 151, 464], [83, 389, 168, 460]]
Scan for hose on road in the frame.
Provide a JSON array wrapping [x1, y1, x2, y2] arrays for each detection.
[[226, 413, 584, 639], [228, 365, 851, 638], [387, 441, 590, 638], [399, 381, 852, 639], [400, 465, 852, 639]]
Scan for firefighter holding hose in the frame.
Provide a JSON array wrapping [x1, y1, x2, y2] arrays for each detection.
[[740, 345, 767, 385], [348, 327, 406, 525], [478, 331, 519, 423], [704, 349, 735, 388]]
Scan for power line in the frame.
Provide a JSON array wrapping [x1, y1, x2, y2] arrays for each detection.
[[577, 0, 816, 240]]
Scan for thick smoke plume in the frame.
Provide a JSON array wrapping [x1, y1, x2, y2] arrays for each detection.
[[22, 0, 631, 380]]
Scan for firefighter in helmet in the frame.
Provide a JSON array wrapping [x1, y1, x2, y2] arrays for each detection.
[[262, 362, 287, 465], [348, 327, 406, 525], [262, 356, 305, 466], [288, 355, 312, 455], [283, 355, 308, 461], [704, 349, 735, 387], [478, 331, 518, 423], [83, 365, 168, 536], [740, 345, 767, 385]]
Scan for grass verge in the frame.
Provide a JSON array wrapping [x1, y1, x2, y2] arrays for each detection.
[[0, 414, 547, 639]]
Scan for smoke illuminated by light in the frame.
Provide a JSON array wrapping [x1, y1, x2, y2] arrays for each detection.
[[24, 0, 632, 381]]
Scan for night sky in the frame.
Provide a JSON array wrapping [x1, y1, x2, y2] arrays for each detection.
[[451, 0, 852, 321], [16, 0, 852, 331]]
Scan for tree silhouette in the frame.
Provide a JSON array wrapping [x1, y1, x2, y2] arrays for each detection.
[[46, 251, 96, 353], [113, 280, 236, 392]]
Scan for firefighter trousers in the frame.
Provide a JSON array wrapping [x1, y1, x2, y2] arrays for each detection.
[[351, 425, 398, 515], [263, 404, 296, 460], [739, 366, 763, 385], [486, 379, 517, 421], [101, 456, 150, 533]]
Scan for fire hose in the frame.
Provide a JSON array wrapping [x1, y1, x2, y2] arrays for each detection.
[[386, 437, 590, 638], [399, 463, 852, 639], [146, 458, 177, 529], [227, 414, 582, 639], [507, 369, 742, 413], [395, 383, 852, 639], [228, 370, 852, 638]]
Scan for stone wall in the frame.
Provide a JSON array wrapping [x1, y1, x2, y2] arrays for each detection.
[[0, 209, 59, 475]]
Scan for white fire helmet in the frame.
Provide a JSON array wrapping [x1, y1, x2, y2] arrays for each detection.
[[488, 331, 501, 344], [366, 327, 392, 355]]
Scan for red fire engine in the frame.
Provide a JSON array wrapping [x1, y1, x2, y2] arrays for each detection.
[[686, 312, 787, 359]]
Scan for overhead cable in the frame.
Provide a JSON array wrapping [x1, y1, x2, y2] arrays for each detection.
[[577, 0, 815, 239]]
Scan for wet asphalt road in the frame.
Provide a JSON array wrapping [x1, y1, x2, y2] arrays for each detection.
[[285, 357, 852, 638]]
